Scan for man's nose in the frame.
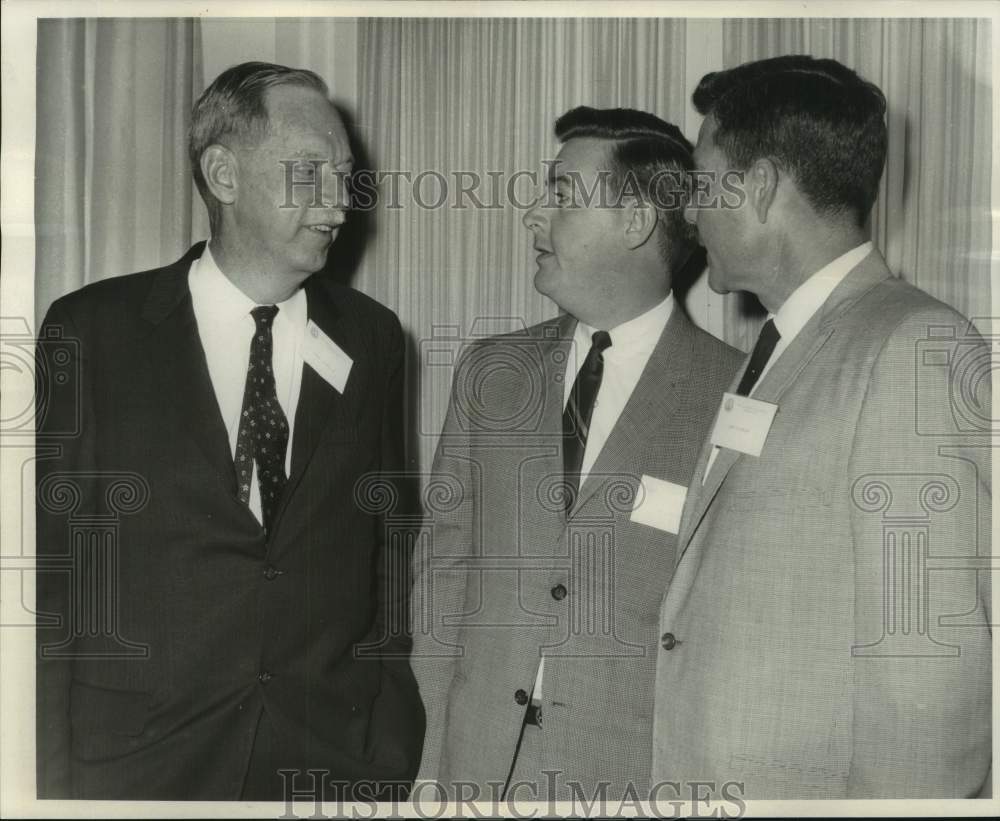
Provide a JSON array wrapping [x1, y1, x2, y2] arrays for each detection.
[[321, 169, 350, 211], [522, 197, 545, 231]]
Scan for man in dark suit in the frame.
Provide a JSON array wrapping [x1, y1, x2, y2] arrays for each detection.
[[411, 107, 742, 801], [35, 61, 423, 801]]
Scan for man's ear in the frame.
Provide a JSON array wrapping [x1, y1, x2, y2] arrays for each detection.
[[623, 200, 658, 250], [201, 145, 238, 206], [748, 157, 779, 223]]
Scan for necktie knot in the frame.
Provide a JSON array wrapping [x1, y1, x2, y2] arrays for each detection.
[[591, 330, 612, 354], [251, 305, 279, 330]]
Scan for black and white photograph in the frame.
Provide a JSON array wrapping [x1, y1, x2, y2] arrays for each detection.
[[0, 0, 996, 817]]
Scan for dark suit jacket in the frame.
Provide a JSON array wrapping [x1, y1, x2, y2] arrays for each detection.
[[36, 243, 424, 800], [411, 307, 742, 799]]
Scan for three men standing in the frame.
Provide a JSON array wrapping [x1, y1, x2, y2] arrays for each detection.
[[35, 52, 990, 804]]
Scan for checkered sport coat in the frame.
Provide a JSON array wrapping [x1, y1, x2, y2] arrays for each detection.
[[653, 250, 991, 798], [412, 307, 741, 799]]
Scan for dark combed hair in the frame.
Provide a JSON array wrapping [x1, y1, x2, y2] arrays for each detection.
[[555, 106, 697, 271], [188, 61, 329, 230], [692, 54, 887, 227]]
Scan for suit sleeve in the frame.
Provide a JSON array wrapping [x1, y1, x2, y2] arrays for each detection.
[[847, 309, 991, 797], [35, 299, 91, 798], [410, 344, 478, 786], [366, 312, 426, 786]]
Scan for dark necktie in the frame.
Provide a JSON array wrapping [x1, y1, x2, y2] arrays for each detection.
[[735, 318, 780, 396], [234, 305, 289, 535], [563, 330, 613, 511]]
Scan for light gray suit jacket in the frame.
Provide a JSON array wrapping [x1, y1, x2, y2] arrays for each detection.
[[653, 250, 991, 798], [412, 307, 741, 799]]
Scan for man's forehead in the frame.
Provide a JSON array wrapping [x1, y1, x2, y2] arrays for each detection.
[[548, 137, 614, 179], [266, 85, 343, 129]]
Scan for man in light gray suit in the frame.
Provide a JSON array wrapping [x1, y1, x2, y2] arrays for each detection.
[[411, 107, 742, 802], [653, 55, 991, 798]]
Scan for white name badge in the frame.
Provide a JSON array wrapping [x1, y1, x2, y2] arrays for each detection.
[[630, 475, 688, 535], [303, 320, 353, 394], [709, 392, 778, 457]]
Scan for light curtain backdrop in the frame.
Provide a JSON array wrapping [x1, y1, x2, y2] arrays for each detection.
[[34, 17, 993, 475], [34, 19, 205, 320]]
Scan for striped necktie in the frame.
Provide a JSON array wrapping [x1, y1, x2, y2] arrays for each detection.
[[562, 330, 612, 511]]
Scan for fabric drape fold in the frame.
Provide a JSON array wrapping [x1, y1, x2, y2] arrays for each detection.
[[35, 18, 203, 322], [356, 18, 688, 476], [720, 18, 991, 350]]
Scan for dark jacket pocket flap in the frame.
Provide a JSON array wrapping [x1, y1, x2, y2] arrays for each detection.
[[70, 680, 152, 738]]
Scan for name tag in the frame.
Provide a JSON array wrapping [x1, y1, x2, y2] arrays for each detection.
[[630, 475, 688, 535], [303, 320, 353, 394], [709, 392, 778, 457]]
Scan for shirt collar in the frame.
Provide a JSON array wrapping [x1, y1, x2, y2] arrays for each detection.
[[190, 243, 307, 327], [771, 241, 873, 341], [575, 292, 674, 357]]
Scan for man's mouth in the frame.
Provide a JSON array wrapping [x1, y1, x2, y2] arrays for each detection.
[[307, 224, 337, 234]]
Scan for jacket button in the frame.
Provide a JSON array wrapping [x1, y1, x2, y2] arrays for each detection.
[[514, 688, 529, 706], [263, 565, 279, 580], [258, 671, 273, 684], [660, 632, 677, 650], [550, 584, 567, 601]]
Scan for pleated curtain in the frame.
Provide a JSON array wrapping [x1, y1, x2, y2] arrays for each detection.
[[356, 18, 689, 475], [720, 18, 992, 351], [33, 17, 992, 475], [34, 19, 205, 323]]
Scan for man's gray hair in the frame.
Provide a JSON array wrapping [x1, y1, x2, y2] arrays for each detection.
[[188, 61, 329, 231]]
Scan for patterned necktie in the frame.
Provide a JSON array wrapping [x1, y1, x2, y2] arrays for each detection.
[[562, 330, 613, 511], [735, 318, 781, 396], [234, 305, 289, 535]]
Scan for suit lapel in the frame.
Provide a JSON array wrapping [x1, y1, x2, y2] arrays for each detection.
[[280, 276, 355, 508], [674, 251, 894, 561], [570, 308, 693, 516], [141, 242, 241, 500], [541, 315, 575, 521]]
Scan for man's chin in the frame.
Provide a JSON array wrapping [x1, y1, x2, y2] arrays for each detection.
[[707, 268, 731, 295], [532, 263, 561, 298]]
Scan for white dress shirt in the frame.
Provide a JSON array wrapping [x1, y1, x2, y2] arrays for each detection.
[[188, 244, 308, 524], [533, 292, 675, 700], [564, 292, 675, 486], [702, 241, 873, 484]]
